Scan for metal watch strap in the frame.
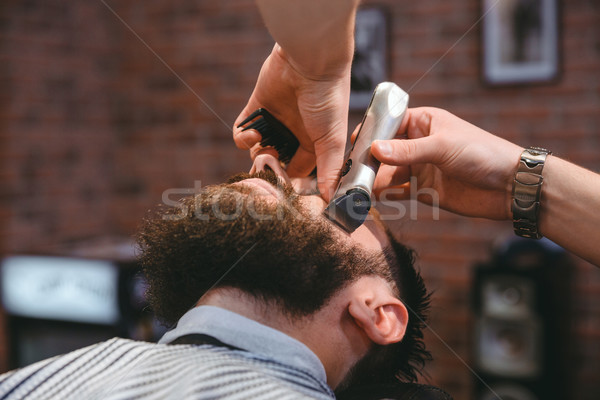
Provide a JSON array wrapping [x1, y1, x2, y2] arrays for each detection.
[[512, 147, 552, 239]]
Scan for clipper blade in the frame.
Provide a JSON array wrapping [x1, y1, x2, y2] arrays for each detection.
[[323, 188, 371, 233]]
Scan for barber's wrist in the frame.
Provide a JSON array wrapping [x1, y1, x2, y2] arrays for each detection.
[[276, 44, 352, 81]]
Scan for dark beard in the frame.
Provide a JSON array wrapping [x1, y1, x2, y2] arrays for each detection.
[[336, 343, 392, 392], [138, 170, 378, 324]]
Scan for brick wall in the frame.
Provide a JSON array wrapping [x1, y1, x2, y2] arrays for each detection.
[[0, 0, 122, 371], [106, 0, 268, 234], [0, 1, 119, 253], [1, 0, 599, 398]]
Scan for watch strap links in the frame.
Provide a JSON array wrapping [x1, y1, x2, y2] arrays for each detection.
[[512, 147, 551, 239]]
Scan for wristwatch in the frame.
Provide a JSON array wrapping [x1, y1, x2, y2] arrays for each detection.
[[512, 147, 552, 239]]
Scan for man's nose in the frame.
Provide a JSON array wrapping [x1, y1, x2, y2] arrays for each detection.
[[250, 153, 291, 184]]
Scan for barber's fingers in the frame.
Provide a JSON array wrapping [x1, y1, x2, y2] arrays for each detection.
[[314, 134, 346, 202], [250, 144, 279, 161], [374, 184, 412, 201], [286, 147, 316, 177], [371, 135, 442, 167], [372, 164, 411, 200], [370, 107, 437, 165], [233, 102, 262, 150], [250, 153, 292, 185], [349, 123, 361, 144]]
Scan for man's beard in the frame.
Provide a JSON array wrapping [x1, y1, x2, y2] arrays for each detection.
[[139, 169, 378, 323], [336, 343, 395, 391]]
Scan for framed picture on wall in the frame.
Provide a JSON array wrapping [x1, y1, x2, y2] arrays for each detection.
[[482, 0, 559, 85], [350, 7, 388, 109]]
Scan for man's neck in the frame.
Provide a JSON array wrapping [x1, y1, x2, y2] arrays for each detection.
[[197, 288, 370, 388]]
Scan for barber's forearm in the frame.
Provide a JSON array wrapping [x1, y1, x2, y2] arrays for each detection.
[[538, 156, 600, 266], [256, 0, 360, 77]]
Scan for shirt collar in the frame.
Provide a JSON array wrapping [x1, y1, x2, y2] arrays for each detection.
[[158, 305, 328, 385]]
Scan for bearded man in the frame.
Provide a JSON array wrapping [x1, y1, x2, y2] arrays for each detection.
[[0, 155, 431, 400]]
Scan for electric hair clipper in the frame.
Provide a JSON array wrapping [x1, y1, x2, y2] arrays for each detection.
[[324, 82, 409, 232]]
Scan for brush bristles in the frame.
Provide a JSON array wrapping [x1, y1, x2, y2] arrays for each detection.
[[237, 108, 299, 165]]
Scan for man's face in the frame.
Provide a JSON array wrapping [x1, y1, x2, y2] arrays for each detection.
[[231, 153, 392, 256], [139, 159, 396, 325]]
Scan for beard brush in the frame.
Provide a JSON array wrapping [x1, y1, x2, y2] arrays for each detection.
[[237, 108, 300, 165]]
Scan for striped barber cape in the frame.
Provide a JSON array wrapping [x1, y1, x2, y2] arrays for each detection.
[[0, 337, 334, 400]]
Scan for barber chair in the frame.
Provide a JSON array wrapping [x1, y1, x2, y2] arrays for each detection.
[[336, 383, 453, 400]]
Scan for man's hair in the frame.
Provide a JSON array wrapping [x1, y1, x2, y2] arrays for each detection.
[[137, 171, 430, 383]]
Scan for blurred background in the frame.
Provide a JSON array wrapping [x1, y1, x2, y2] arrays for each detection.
[[0, 0, 598, 399]]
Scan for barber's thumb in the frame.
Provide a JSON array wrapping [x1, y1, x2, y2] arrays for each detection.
[[372, 137, 437, 166], [315, 147, 345, 203]]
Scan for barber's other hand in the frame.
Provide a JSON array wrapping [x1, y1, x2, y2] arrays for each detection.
[[371, 107, 523, 220], [233, 44, 350, 202]]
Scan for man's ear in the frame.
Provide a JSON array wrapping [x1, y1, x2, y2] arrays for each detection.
[[348, 288, 409, 345]]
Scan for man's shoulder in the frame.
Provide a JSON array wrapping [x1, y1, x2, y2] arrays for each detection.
[[0, 338, 159, 398], [0, 338, 334, 400]]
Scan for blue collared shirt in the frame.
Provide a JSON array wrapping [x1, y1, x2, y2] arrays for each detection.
[[159, 305, 334, 398]]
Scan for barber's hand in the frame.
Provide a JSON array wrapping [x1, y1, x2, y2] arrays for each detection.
[[371, 107, 523, 220], [233, 44, 350, 202]]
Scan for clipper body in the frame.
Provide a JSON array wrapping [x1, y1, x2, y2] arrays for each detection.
[[324, 82, 409, 232]]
